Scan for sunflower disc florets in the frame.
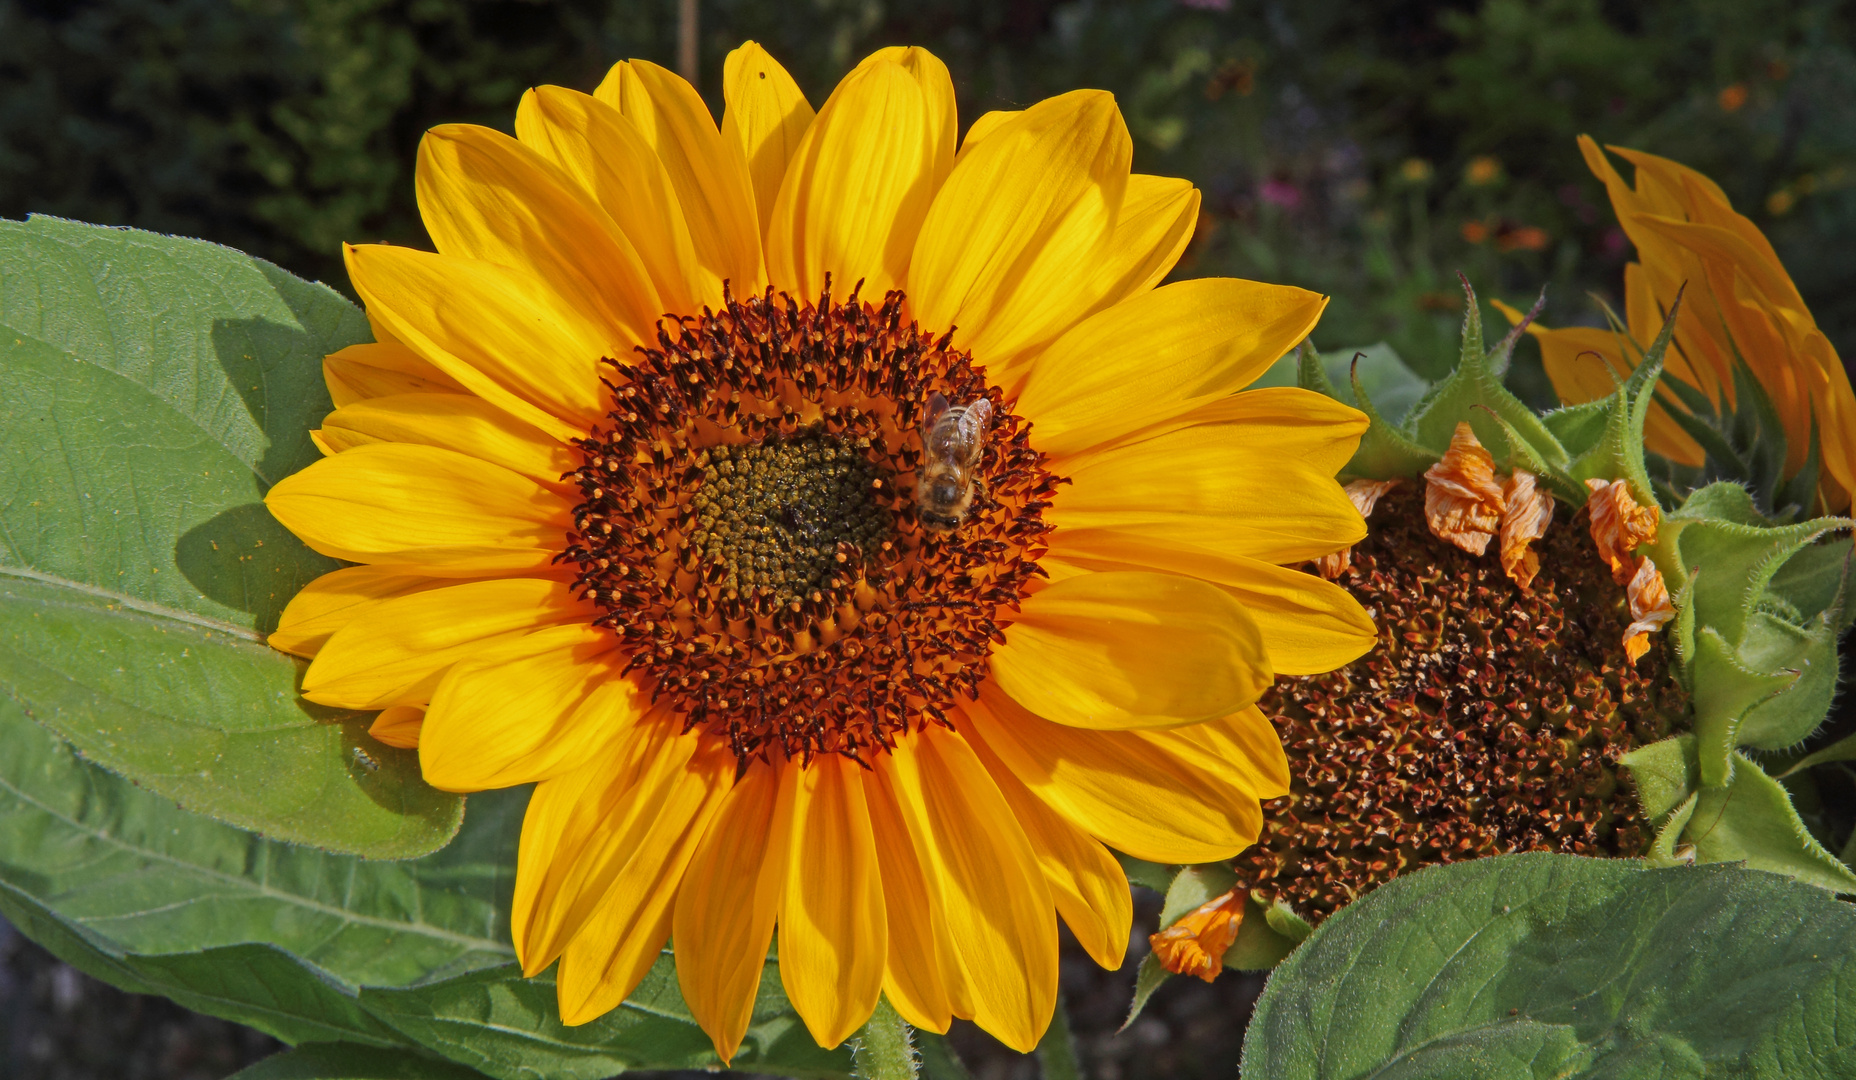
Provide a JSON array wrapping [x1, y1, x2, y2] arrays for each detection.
[[1241, 485, 1686, 921], [559, 283, 1061, 766]]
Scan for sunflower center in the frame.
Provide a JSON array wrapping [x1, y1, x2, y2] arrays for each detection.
[[690, 433, 892, 607], [560, 283, 1061, 766]]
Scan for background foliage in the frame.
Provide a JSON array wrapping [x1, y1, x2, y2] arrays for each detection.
[[1, 0, 1854, 396]]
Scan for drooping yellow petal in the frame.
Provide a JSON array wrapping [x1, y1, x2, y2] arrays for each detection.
[[992, 570, 1271, 730], [268, 565, 459, 658], [367, 706, 424, 749], [304, 577, 594, 711], [882, 725, 1056, 1053], [674, 757, 789, 1065], [910, 90, 1130, 370], [552, 734, 734, 1025], [766, 60, 935, 301], [1041, 531, 1374, 676], [964, 725, 1131, 970], [1045, 388, 1367, 564], [863, 764, 962, 1032], [343, 244, 605, 439], [512, 713, 724, 976], [315, 393, 579, 494], [721, 42, 815, 234], [1015, 278, 1327, 454], [964, 684, 1263, 865], [323, 340, 465, 408], [265, 442, 572, 575], [514, 86, 704, 314], [779, 754, 887, 1050], [594, 60, 765, 297], [416, 123, 664, 351]]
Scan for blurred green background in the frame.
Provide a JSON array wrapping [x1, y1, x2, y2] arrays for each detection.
[[3, 0, 1853, 399]]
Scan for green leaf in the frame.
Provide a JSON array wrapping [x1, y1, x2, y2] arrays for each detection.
[[1293, 342, 1437, 480], [1779, 731, 1856, 778], [1122, 952, 1171, 1031], [228, 1043, 488, 1080], [0, 214, 460, 857], [1240, 853, 1856, 1080], [0, 694, 854, 1076], [359, 955, 853, 1080], [852, 997, 918, 1080], [1034, 996, 1083, 1080], [1618, 734, 1856, 893]]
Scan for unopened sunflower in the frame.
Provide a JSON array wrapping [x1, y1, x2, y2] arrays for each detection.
[[263, 42, 1375, 1058]]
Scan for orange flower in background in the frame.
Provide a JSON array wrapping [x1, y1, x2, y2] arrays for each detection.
[[262, 41, 1377, 1062], [1149, 889, 1247, 982], [1514, 136, 1856, 512]]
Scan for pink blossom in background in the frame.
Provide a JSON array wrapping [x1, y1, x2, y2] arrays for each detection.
[[1260, 178, 1303, 210]]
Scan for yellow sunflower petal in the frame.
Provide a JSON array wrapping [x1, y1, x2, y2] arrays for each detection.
[[594, 60, 765, 297], [910, 90, 1130, 371], [552, 735, 734, 1025], [779, 754, 888, 1050], [514, 86, 704, 313], [418, 623, 636, 792], [721, 42, 815, 234], [673, 757, 789, 1065], [367, 706, 424, 749], [315, 393, 578, 494], [265, 442, 572, 575], [854, 46, 956, 186], [416, 123, 664, 350], [964, 683, 1263, 864], [883, 725, 1056, 1054], [1016, 278, 1327, 455], [1040, 533, 1374, 676], [766, 59, 936, 301], [1175, 705, 1292, 801], [1077, 174, 1200, 320], [991, 570, 1271, 730], [955, 109, 1020, 163], [965, 724, 1132, 970], [267, 565, 458, 658], [513, 715, 722, 975], [343, 244, 605, 439], [1045, 388, 1367, 564], [864, 765, 961, 1032], [324, 340, 465, 408], [304, 577, 594, 712]]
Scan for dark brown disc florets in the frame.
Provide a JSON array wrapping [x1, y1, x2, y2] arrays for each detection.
[[558, 283, 1062, 766], [1239, 485, 1687, 922]]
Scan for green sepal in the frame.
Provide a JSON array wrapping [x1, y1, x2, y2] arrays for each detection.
[[1647, 793, 1699, 866], [1779, 730, 1856, 779], [1666, 498, 1851, 782], [1298, 342, 1437, 480], [1114, 852, 1178, 893], [1619, 735, 1856, 893], [1563, 295, 1680, 517]]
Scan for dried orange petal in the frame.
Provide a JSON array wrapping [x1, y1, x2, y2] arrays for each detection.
[[1423, 422, 1505, 556]]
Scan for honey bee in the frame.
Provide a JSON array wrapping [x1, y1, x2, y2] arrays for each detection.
[[915, 391, 991, 531]]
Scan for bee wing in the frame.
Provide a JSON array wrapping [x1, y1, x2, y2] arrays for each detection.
[[957, 398, 992, 445], [923, 391, 950, 437]]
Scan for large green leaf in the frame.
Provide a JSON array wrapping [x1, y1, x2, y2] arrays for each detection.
[[0, 680, 854, 1076], [1242, 853, 1856, 1079], [0, 214, 460, 857], [229, 1042, 487, 1080]]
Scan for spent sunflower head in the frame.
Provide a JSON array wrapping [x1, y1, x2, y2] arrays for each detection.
[[1512, 135, 1856, 516], [262, 42, 1376, 1058]]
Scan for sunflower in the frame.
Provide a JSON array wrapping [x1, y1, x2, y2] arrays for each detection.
[[263, 42, 1373, 1059], [1513, 136, 1856, 513]]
